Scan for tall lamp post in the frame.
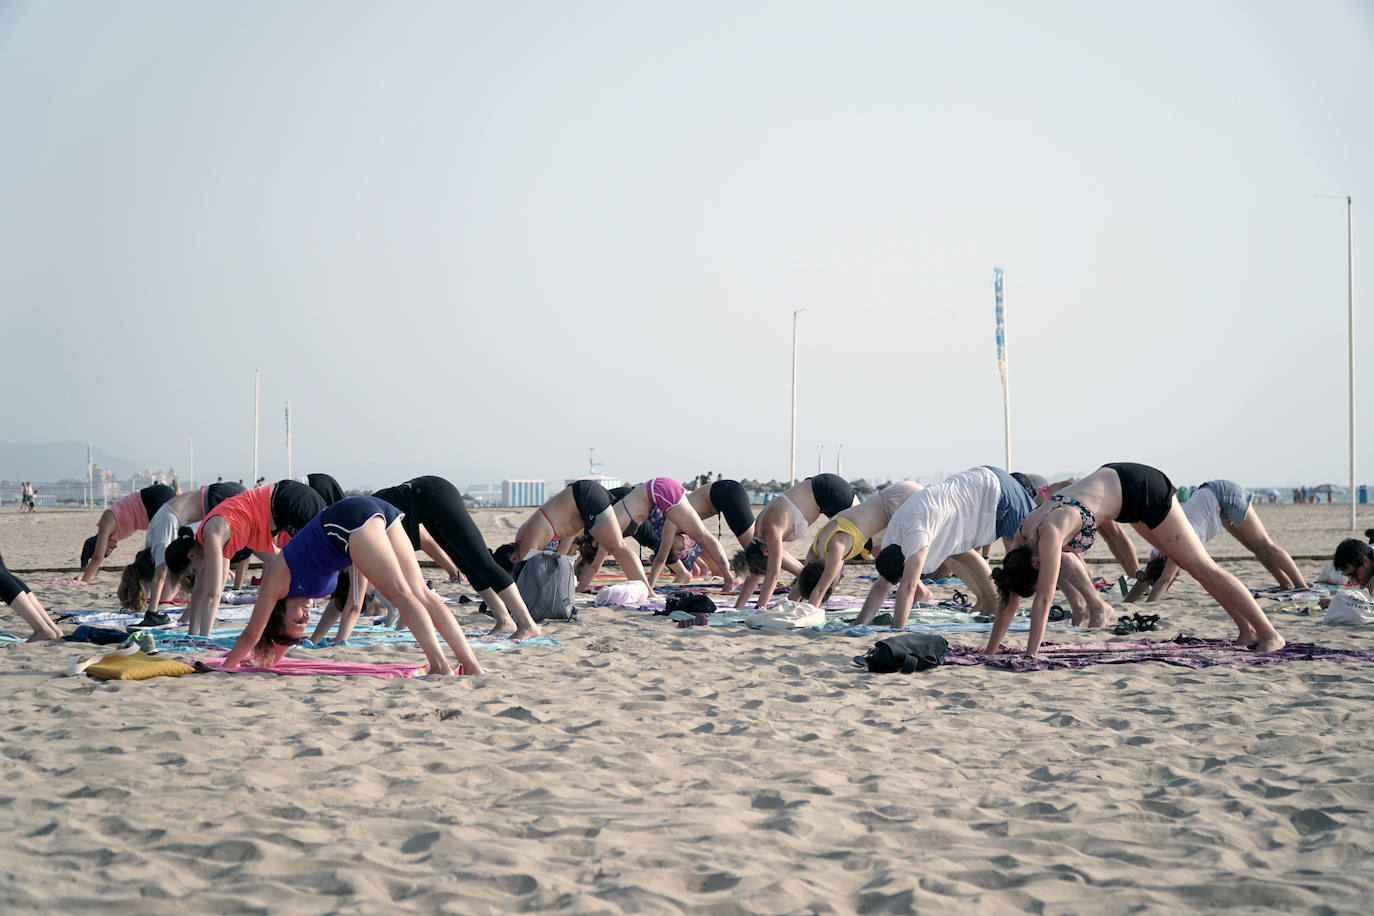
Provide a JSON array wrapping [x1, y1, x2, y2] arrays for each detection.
[[1319, 195, 1356, 531], [789, 308, 806, 486]]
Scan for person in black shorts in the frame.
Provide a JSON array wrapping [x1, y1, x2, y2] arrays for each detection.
[[989, 462, 1285, 656], [80, 483, 178, 582], [504, 480, 651, 593]]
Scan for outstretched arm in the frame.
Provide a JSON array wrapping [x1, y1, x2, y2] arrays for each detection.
[[576, 546, 611, 591], [733, 573, 761, 610], [1024, 537, 1063, 656], [981, 592, 1022, 654], [146, 564, 171, 615], [891, 547, 930, 629], [646, 518, 681, 588], [753, 538, 786, 610], [81, 513, 116, 582], [854, 577, 892, 625], [807, 539, 850, 607], [666, 505, 735, 593]]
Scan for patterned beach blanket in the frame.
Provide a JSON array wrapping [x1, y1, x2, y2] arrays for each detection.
[[196, 657, 430, 678], [945, 636, 1374, 671]]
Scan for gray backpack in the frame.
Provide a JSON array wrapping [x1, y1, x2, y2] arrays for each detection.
[[515, 550, 578, 621]]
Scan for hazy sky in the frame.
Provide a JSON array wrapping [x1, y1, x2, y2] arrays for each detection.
[[2, 1, 1371, 492]]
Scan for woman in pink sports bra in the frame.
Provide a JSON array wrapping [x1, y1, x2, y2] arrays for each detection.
[[79, 483, 178, 582], [574, 478, 735, 593]]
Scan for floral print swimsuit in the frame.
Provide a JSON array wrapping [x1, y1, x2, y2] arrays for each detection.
[[1040, 495, 1097, 553]]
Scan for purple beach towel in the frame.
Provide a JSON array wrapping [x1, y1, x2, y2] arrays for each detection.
[[945, 635, 1374, 672]]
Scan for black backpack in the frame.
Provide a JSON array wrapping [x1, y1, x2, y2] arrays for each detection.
[[515, 550, 577, 621]]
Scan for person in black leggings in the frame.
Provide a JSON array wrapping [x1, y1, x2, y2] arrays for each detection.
[[366, 476, 538, 639], [0, 550, 61, 641]]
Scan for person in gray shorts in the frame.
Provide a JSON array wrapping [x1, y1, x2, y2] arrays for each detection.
[[1128, 478, 1307, 600]]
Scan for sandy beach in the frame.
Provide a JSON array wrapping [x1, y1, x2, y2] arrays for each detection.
[[3, 501, 1374, 913]]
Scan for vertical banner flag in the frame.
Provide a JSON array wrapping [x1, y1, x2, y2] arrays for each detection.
[[994, 267, 1006, 381], [994, 268, 1011, 468]]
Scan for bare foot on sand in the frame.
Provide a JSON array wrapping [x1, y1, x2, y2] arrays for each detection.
[[511, 625, 542, 641], [1253, 633, 1286, 653]]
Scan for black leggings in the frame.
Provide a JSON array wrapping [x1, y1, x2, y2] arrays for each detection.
[[1104, 462, 1175, 529], [0, 551, 31, 604], [270, 480, 326, 537], [710, 480, 755, 537], [398, 477, 513, 593]]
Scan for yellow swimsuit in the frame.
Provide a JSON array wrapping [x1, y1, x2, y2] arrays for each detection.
[[814, 517, 869, 562]]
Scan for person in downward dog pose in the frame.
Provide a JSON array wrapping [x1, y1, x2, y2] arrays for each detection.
[[733, 473, 855, 610], [80, 483, 178, 582], [851, 466, 1096, 628], [118, 481, 247, 616], [164, 480, 325, 636], [645, 479, 756, 587], [504, 480, 651, 592], [575, 477, 735, 592], [371, 475, 541, 639], [1126, 478, 1307, 601], [793, 480, 923, 607], [222, 496, 482, 675], [987, 462, 1286, 656]]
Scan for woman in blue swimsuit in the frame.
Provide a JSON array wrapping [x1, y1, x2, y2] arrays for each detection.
[[986, 462, 1285, 657], [222, 496, 483, 675]]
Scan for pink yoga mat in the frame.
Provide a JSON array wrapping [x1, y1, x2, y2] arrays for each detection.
[[197, 657, 436, 678]]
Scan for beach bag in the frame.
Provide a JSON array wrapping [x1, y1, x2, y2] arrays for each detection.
[[663, 592, 717, 615], [516, 550, 577, 621], [1324, 589, 1374, 626], [745, 600, 826, 629], [862, 633, 949, 673]]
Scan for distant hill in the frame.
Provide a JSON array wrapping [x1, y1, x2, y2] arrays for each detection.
[[0, 442, 146, 482]]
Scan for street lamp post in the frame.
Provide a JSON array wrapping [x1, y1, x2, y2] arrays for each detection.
[[1319, 195, 1356, 531], [789, 309, 805, 486]]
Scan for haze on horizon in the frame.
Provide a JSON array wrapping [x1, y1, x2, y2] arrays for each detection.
[[2, 1, 1370, 495]]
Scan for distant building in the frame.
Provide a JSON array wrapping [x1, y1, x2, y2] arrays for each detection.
[[502, 479, 546, 507]]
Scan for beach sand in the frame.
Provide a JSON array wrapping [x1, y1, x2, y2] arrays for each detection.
[[2, 502, 1374, 913]]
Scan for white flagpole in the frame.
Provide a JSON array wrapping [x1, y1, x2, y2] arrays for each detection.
[[995, 269, 1012, 470], [285, 402, 292, 479], [1318, 195, 1357, 530], [790, 308, 805, 486]]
